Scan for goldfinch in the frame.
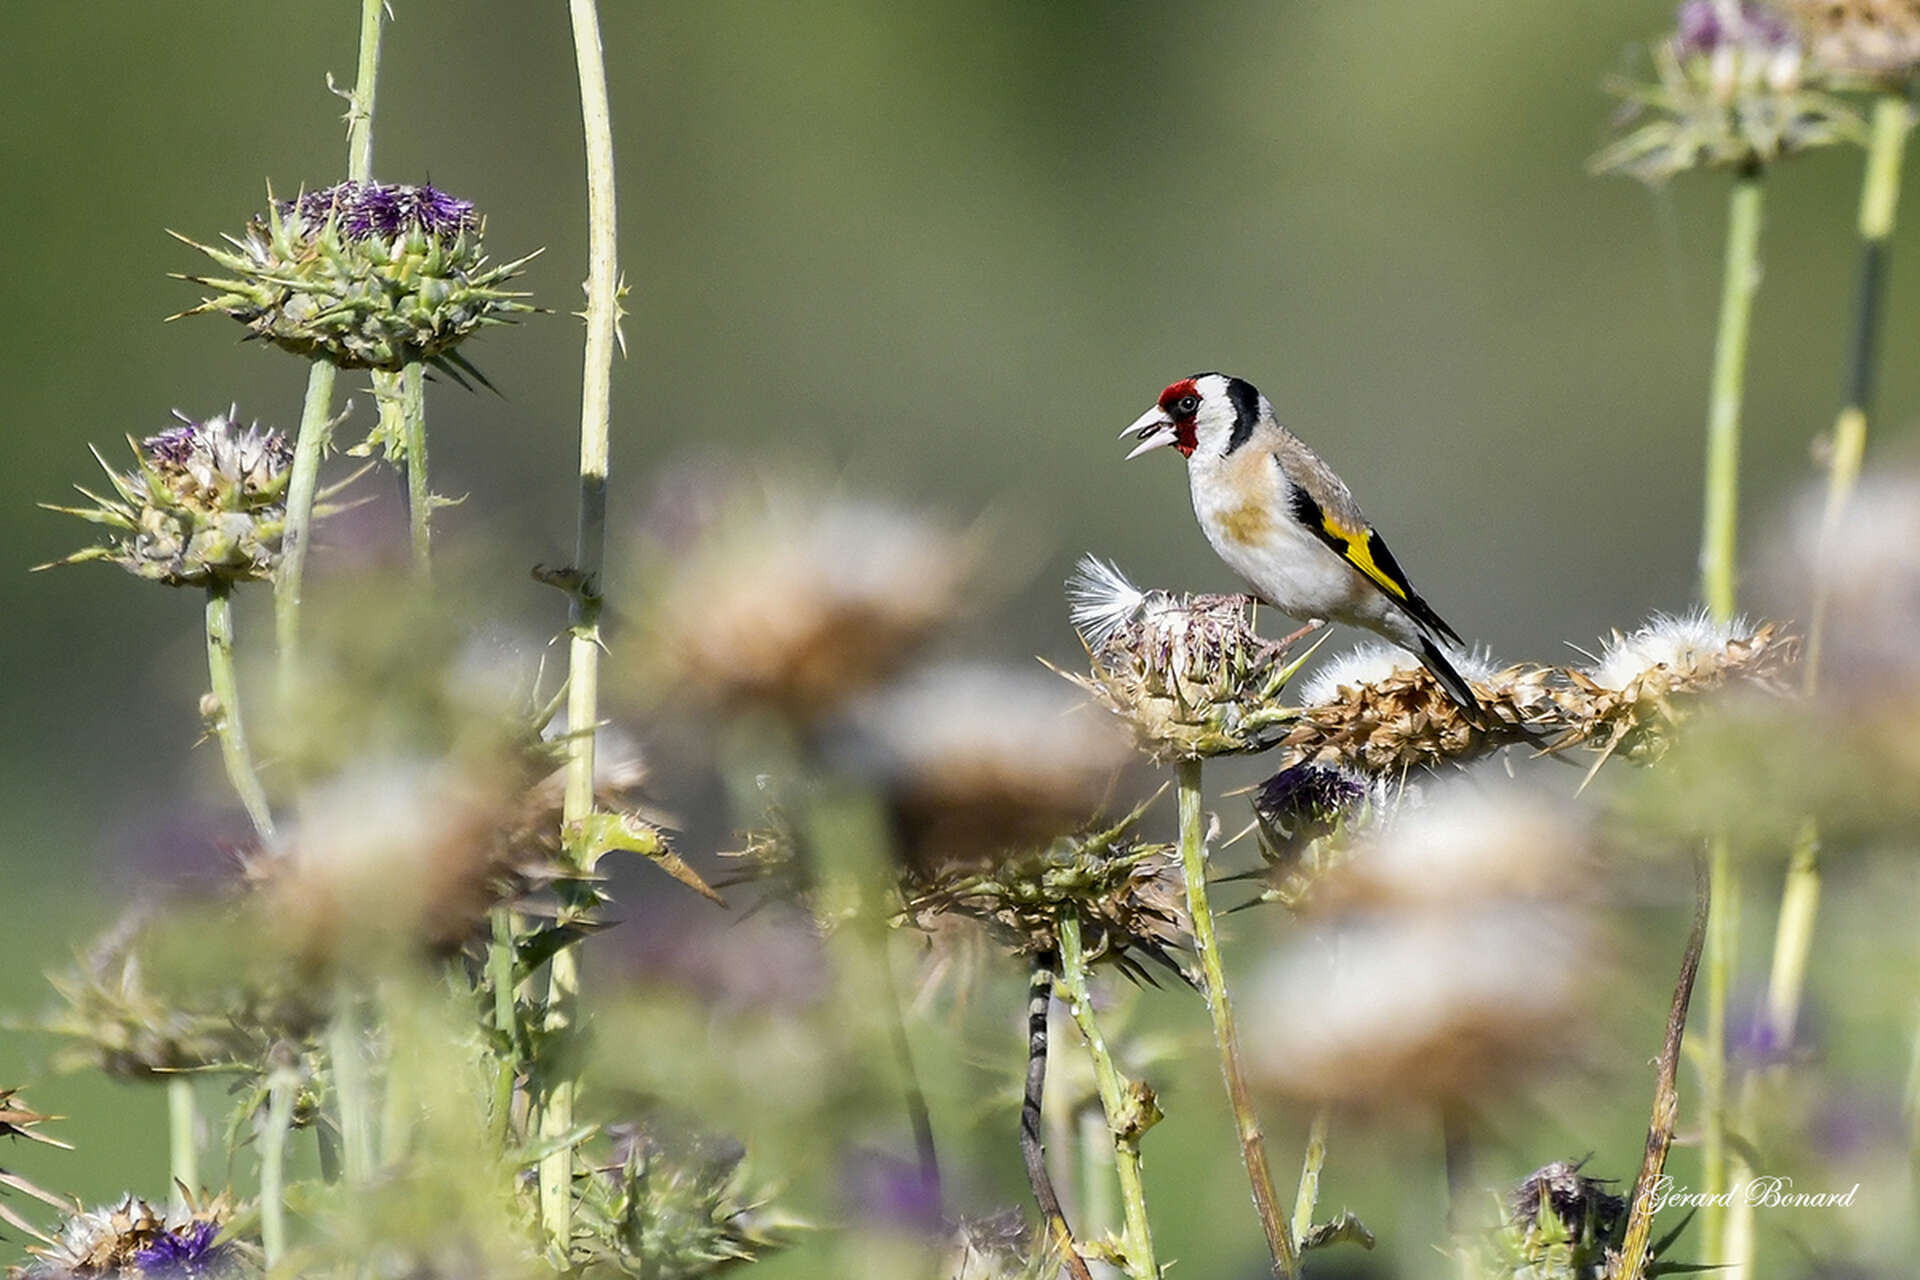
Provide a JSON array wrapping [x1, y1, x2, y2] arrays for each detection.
[[1121, 372, 1486, 718]]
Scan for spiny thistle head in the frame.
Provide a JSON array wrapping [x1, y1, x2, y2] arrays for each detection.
[[21, 1192, 247, 1279], [568, 1124, 798, 1277], [1785, 0, 1920, 83], [1592, 1, 1860, 181], [173, 181, 537, 370], [898, 800, 1191, 981], [1251, 761, 1405, 904], [1476, 1160, 1630, 1280], [38, 411, 291, 587], [1062, 556, 1311, 760]]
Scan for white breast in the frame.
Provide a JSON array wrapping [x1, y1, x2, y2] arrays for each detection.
[[1186, 448, 1375, 625]]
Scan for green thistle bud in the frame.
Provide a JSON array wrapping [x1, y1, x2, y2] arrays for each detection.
[[172, 181, 538, 371], [37, 410, 291, 587]]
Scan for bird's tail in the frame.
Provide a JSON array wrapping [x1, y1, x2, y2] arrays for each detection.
[[1416, 635, 1486, 720]]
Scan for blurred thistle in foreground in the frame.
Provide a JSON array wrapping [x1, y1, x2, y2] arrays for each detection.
[[1592, 0, 1860, 181], [1061, 556, 1314, 760], [172, 181, 537, 375], [568, 1124, 798, 1277], [1244, 787, 1608, 1105], [830, 663, 1131, 870], [16, 1191, 248, 1279], [1785, 0, 1920, 83], [636, 487, 981, 719], [37, 411, 293, 587]]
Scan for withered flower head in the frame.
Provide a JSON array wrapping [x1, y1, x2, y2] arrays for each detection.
[[899, 800, 1191, 981], [173, 181, 537, 370], [1784, 0, 1920, 83], [1063, 556, 1311, 760], [1592, 1, 1860, 182], [833, 663, 1131, 868], [1244, 786, 1604, 1105], [641, 489, 978, 717], [22, 1191, 246, 1279], [37, 411, 292, 587], [1553, 612, 1798, 763], [1274, 643, 1554, 774], [942, 1211, 1055, 1280], [1250, 761, 1405, 904]]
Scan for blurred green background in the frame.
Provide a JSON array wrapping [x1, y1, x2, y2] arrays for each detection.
[[5, 2, 1918, 1276]]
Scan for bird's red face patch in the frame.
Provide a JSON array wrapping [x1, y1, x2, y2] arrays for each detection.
[[1157, 378, 1201, 457]]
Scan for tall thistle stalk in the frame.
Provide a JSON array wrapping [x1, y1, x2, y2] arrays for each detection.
[[1695, 160, 1764, 1269], [204, 582, 276, 843], [1177, 760, 1297, 1278], [1057, 915, 1157, 1280], [166, 1076, 196, 1212], [276, 0, 385, 681], [538, 0, 621, 1250]]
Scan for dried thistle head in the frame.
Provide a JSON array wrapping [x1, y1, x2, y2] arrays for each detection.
[[21, 1190, 248, 1279], [1553, 613, 1799, 763], [899, 800, 1191, 981], [37, 411, 292, 587], [942, 1211, 1056, 1280], [1592, 1, 1861, 182], [173, 181, 537, 371], [1244, 786, 1605, 1106], [1062, 556, 1311, 760], [1274, 643, 1554, 774], [832, 663, 1131, 869], [638, 488, 979, 718], [1785, 0, 1920, 83]]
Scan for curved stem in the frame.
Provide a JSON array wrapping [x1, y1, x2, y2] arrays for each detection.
[[275, 0, 382, 683], [1178, 759, 1296, 1277], [1699, 165, 1764, 621], [539, 0, 622, 1248], [1612, 855, 1711, 1280], [167, 1077, 197, 1211], [204, 582, 275, 842], [1058, 915, 1158, 1280], [1022, 953, 1094, 1280]]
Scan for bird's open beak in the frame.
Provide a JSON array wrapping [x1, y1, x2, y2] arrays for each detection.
[[1120, 406, 1176, 460]]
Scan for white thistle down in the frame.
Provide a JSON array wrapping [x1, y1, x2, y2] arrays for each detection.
[[1588, 610, 1755, 692], [1300, 643, 1502, 708], [1067, 554, 1148, 652]]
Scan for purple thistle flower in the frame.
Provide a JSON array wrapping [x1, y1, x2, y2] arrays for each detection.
[[1254, 762, 1372, 844], [142, 423, 200, 467], [290, 181, 478, 242], [133, 1219, 230, 1277], [1673, 0, 1798, 60]]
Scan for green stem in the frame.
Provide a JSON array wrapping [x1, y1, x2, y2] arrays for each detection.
[[489, 906, 520, 1148], [275, 0, 381, 683], [1058, 915, 1158, 1280], [331, 983, 374, 1187], [538, 0, 622, 1249], [1699, 166, 1764, 622], [204, 582, 276, 842], [167, 1076, 197, 1211], [400, 362, 430, 575], [1291, 1107, 1329, 1251], [346, 0, 383, 183], [276, 361, 335, 692], [1701, 837, 1738, 1265], [1177, 758, 1297, 1278], [1076, 1106, 1113, 1247], [260, 1055, 298, 1268]]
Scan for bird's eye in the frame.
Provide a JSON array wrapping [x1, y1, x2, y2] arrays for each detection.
[[1176, 394, 1200, 416]]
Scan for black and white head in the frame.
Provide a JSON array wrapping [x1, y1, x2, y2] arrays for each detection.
[[1120, 372, 1268, 462]]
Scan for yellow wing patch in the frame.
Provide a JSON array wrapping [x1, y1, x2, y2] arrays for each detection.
[[1322, 516, 1410, 601]]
